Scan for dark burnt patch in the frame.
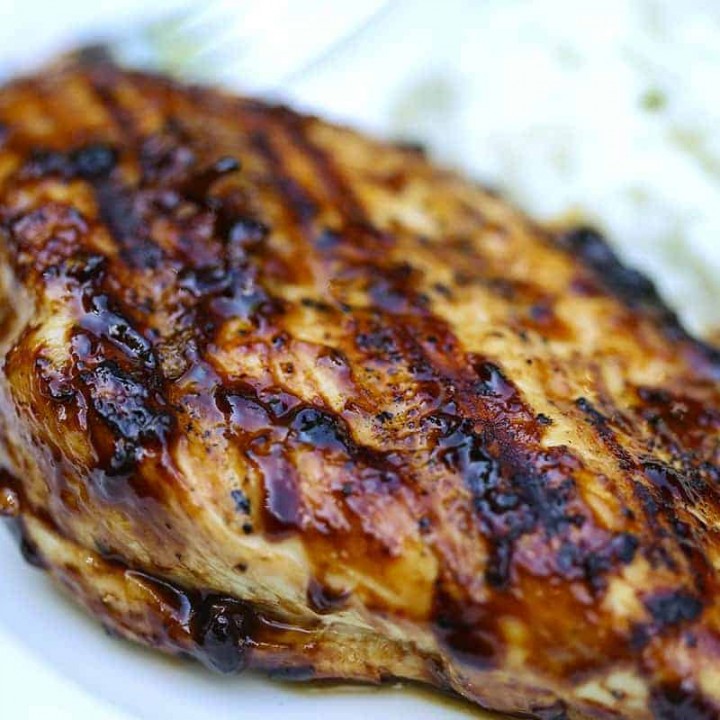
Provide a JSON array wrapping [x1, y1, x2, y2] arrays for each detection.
[[644, 590, 703, 628], [81, 294, 157, 369], [227, 217, 269, 248], [558, 226, 720, 374], [559, 227, 672, 316], [429, 410, 589, 589], [643, 460, 707, 507], [556, 533, 639, 592], [575, 396, 634, 470], [650, 684, 718, 720], [21, 142, 118, 180], [71, 144, 119, 179], [290, 407, 354, 454], [365, 262, 427, 315], [79, 360, 173, 476], [139, 124, 196, 185], [93, 181, 156, 267], [472, 361, 521, 403]]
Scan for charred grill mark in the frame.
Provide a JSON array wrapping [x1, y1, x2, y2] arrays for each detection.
[[249, 129, 318, 229], [575, 396, 635, 471], [245, 126, 320, 290], [351, 297, 625, 610], [180, 156, 240, 203], [558, 227, 720, 376], [94, 180, 158, 267], [21, 143, 118, 181], [279, 112, 368, 225], [575, 394, 716, 585], [85, 66, 142, 142], [642, 460, 708, 507], [138, 121, 196, 186], [636, 386, 720, 458], [365, 262, 430, 315]]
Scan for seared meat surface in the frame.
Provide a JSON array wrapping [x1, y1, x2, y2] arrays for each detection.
[[0, 56, 719, 720]]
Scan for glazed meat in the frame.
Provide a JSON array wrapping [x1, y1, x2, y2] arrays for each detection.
[[0, 55, 719, 720]]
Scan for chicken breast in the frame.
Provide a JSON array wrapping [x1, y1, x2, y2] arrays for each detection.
[[0, 54, 718, 720]]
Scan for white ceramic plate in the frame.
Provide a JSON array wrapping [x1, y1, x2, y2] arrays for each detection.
[[1, 1, 719, 718]]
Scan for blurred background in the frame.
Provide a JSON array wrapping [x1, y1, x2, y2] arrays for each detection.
[[1, 1, 719, 718]]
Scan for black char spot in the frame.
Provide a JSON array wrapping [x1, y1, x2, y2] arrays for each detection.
[[650, 684, 717, 720], [645, 591, 703, 627], [70, 144, 118, 179]]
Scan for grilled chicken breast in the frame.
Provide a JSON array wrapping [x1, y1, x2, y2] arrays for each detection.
[[0, 54, 719, 720]]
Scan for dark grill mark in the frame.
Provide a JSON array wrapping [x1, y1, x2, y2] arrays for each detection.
[[279, 110, 368, 224], [559, 226, 720, 375], [22, 143, 118, 180], [575, 396, 635, 470], [249, 129, 318, 228]]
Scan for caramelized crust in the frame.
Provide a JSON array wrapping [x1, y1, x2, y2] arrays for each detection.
[[0, 56, 719, 720]]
